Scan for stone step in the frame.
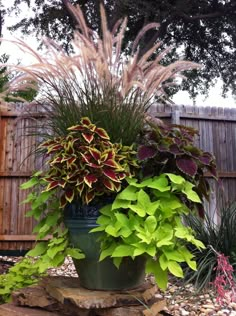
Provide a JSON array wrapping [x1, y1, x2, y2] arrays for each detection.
[[0, 303, 62, 316], [11, 277, 166, 316]]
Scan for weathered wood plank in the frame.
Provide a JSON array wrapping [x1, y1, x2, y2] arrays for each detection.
[[0, 235, 51, 241]]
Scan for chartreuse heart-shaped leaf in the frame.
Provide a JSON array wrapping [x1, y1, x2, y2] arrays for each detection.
[[112, 199, 130, 210], [144, 216, 157, 233], [168, 261, 184, 278], [112, 245, 134, 257], [116, 185, 137, 201], [137, 189, 151, 208], [129, 204, 146, 217], [165, 173, 185, 184], [96, 214, 111, 226], [99, 243, 117, 261], [27, 242, 48, 257], [147, 175, 170, 191], [182, 181, 201, 203], [146, 258, 168, 290]]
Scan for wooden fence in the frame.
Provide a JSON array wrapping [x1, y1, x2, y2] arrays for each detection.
[[150, 104, 236, 223], [0, 103, 38, 253], [0, 102, 236, 251]]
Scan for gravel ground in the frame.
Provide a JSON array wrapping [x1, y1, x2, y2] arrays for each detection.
[[0, 256, 236, 315]]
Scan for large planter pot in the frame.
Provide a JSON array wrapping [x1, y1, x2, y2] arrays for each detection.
[[64, 201, 146, 291]]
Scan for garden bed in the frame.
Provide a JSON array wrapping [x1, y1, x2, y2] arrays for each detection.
[[0, 256, 235, 315]]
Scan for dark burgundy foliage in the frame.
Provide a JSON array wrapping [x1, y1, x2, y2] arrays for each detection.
[[138, 120, 217, 214]]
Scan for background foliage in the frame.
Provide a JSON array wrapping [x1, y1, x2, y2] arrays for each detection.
[[3, 0, 236, 99]]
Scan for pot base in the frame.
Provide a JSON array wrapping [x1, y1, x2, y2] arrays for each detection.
[[64, 217, 146, 290]]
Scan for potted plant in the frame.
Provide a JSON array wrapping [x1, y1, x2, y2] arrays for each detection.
[[37, 116, 142, 290], [0, 2, 213, 298], [18, 117, 205, 292]]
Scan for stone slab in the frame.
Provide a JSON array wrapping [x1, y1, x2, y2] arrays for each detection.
[[96, 300, 166, 316], [0, 303, 62, 316], [12, 285, 59, 310], [12, 285, 91, 316], [44, 276, 158, 309]]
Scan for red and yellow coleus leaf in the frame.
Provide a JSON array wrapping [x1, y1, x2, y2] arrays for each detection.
[[81, 117, 92, 126], [113, 181, 121, 192], [51, 156, 63, 164], [45, 181, 61, 191], [76, 183, 84, 195], [82, 133, 94, 144], [84, 174, 98, 188], [65, 189, 75, 203], [47, 144, 63, 153], [89, 148, 101, 162], [66, 157, 77, 167], [103, 169, 120, 182], [81, 153, 91, 163], [118, 172, 126, 180], [95, 127, 110, 140], [68, 125, 84, 131], [60, 195, 67, 208], [85, 190, 95, 204], [103, 159, 122, 169], [87, 162, 101, 169], [101, 149, 115, 162], [102, 178, 115, 191]]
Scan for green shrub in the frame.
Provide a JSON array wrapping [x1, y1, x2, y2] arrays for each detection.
[[183, 202, 236, 291]]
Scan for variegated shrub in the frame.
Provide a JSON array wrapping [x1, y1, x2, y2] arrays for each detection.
[[40, 117, 139, 206]]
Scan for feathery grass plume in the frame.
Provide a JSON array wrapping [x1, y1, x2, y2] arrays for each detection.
[[1, 3, 200, 145]]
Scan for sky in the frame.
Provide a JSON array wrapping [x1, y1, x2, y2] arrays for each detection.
[[1, 1, 236, 108]]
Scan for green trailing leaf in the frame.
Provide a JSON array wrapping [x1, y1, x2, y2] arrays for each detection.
[[163, 249, 184, 262], [146, 258, 168, 290], [144, 216, 157, 233], [167, 261, 184, 278], [105, 225, 119, 237], [20, 176, 41, 189], [47, 241, 68, 259], [165, 173, 185, 185], [147, 175, 170, 192], [27, 242, 48, 257], [183, 182, 201, 203], [137, 189, 151, 208], [159, 254, 169, 271], [96, 215, 111, 226], [115, 213, 130, 227], [116, 185, 137, 201], [66, 248, 85, 260], [129, 204, 146, 217], [113, 257, 122, 269], [111, 245, 135, 257], [99, 243, 117, 261], [112, 199, 131, 210], [146, 201, 160, 215]]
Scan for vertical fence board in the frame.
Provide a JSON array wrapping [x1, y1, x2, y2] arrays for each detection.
[[0, 104, 37, 251]]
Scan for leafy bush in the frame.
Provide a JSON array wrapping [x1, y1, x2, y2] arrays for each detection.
[[91, 173, 205, 290], [138, 121, 217, 216], [183, 202, 236, 291]]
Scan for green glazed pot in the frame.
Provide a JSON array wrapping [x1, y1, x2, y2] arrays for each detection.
[[64, 215, 146, 290]]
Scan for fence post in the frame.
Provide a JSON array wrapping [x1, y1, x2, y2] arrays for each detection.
[[171, 108, 180, 124]]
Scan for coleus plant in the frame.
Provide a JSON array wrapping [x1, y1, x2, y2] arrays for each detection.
[[39, 117, 139, 206], [137, 121, 217, 215]]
